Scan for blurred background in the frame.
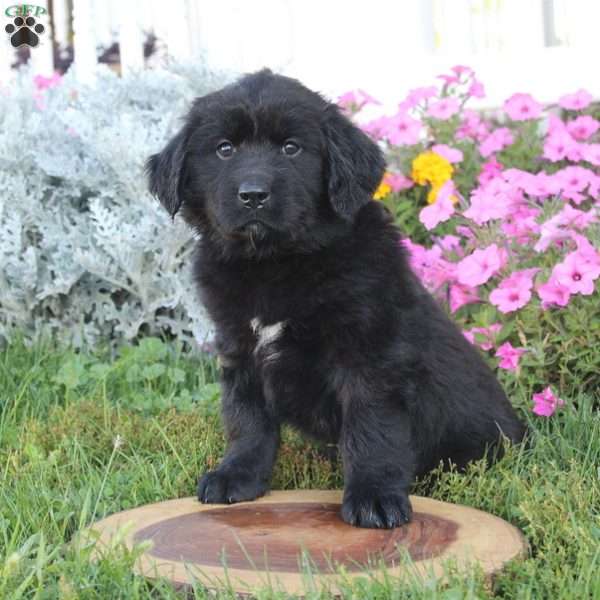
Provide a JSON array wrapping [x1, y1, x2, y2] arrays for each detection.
[[2, 0, 599, 107]]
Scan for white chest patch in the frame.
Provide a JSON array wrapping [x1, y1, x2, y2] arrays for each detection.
[[250, 318, 286, 358]]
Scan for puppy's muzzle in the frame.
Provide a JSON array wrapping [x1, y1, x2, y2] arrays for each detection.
[[238, 181, 271, 210]]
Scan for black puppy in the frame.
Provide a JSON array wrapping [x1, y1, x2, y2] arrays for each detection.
[[147, 69, 525, 529]]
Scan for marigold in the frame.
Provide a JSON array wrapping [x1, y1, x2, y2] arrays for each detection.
[[411, 151, 454, 203], [373, 181, 392, 200]]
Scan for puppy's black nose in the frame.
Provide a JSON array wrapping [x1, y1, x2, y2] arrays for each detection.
[[238, 182, 270, 209]]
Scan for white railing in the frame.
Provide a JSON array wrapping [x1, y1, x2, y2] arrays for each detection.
[[1, 0, 599, 106]]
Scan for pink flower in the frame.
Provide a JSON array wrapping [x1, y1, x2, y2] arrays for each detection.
[[464, 178, 519, 225], [537, 277, 571, 308], [399, 86, 438, 111], [532, 387, 564, 417], [495, 342, 526, 371], [477, 156, 503, 185], [467, 79, 486, 99], [384, 172, 413, 192], [552, 250, 600, 295], [503, 93, 543, 121], [582, 143, 600, 167], [403, 241, 455, 291], [427, 97, 460, 120], [535, 206, 596, 252], [419, 181, 456, 230], [463, 323, 502, 351], [566, 116, 600, 141], [432, 144, 463, 164], [457, 109, 489, 141], [437, 234, 462, 254], [388, 112, 422, 145], [449, 284, 479, 313], [338, 89, 380, 112], [501, 205, 541, 243], [451, 65, 474, 77], [543, 130, 580, 162], [558, 89, 593, 111], [362, 113, 422, 146], [456, 244, 507, 287], [489, 268, 538, 313], [479, 127, 514, 158], [554, 166, 599, 204], [33, 72, 62, 91]]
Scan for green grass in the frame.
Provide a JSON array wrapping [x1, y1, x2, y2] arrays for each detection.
[[0, 336, 598, 599]]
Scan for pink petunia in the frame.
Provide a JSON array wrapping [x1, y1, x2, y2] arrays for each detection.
[[457, 109, 489, 141], [477, 156, 503, 186], [463, 323, 502, 351], [532, 387, 564, 417], [554, 166, 599, 204], [427, 97, 460, 120], [464, 178, 520, 225], [479, 127, 514, 158], [501, 205, 541, 243], [384, 172, 414, 192], [543, 129, 580, 162], [552, 250, 600, 295], [362, 113, 422, 146], [503, 93, 543, 121], [403, 241, 456, 292], [387, 112, 422, 146], [566, 115, 600, 141], [431, 144, 463, 164], [537, 276, 572, 308], [582, 143, 600, 167], [419, 181, 456, 230], [437, 234, 462, 254], [456, 244, 507, 287], [489, 268, 538, 313], [495, 342, 526, 371], [467, 78, 486, 99], [338, 89, 381, 112], [449, 284, 479, 313], [399, 86, 438, 111], [558, 89, 593, 111]]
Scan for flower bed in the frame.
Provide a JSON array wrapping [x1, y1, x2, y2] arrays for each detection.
[[341, 67, 600, 411]]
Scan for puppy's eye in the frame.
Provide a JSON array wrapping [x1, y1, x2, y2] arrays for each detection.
[[282, 140, 301, 157], [216, 140, 235, 159]]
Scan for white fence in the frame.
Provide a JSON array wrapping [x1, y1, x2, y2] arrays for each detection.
[[1, 0, 600, 106]]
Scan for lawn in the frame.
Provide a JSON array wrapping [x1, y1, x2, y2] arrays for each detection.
[[0, 336, 598, 599]]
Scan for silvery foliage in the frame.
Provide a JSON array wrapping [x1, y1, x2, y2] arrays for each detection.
[[0, 63, 231, 350]]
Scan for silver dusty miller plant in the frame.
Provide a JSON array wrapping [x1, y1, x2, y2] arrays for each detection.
[[0, 64, 230, 350]]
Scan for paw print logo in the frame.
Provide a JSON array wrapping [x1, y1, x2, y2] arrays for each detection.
[[5, 16, 45, 48]]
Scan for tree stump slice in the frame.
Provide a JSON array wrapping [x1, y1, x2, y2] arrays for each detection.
[[88, 490, 527, 596]]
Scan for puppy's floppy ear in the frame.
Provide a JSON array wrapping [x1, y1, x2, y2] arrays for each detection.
[[322, 104, 386, 220], [146, 129, 189, 218]]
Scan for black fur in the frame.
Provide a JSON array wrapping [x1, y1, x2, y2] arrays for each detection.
[[147, 69, 525, 528]]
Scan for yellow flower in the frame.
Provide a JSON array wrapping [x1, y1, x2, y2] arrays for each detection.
[[411, 151, 454, 203], [373, 181, 392, 200]]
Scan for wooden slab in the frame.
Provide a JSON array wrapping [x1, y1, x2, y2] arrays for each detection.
[[87, 490, 527, 596]]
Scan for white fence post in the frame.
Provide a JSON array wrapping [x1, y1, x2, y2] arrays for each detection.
[[72, 0, 98, 83], [164, 0, 193, 62], [119, 0, 144, 76], [28, 0, 55, 77]]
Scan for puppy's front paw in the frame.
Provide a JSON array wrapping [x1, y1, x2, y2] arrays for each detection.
[[341, 487, 412, 529], [197, 470, 267, 504]]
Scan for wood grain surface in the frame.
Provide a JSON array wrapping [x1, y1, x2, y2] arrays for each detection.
[[87, 490, 527, 596]]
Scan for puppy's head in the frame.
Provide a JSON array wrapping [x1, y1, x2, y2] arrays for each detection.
[[147, 69, 385, 258]]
